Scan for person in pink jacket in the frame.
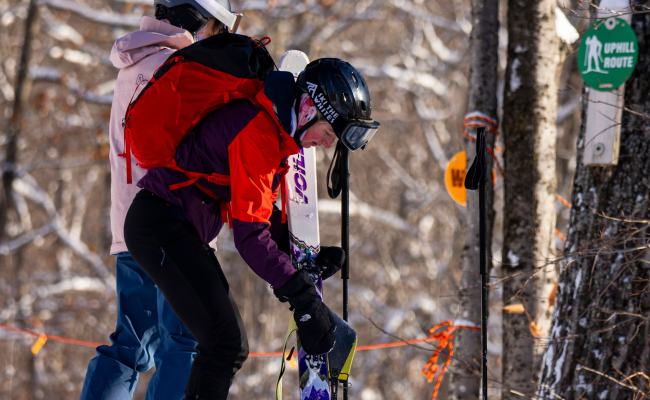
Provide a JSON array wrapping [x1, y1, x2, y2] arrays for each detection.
[[79, 1, 239, 399]]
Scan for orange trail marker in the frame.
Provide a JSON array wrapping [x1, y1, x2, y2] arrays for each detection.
[[445, 151, 497, 206], [445, 151, 467, 206], [503, 303, 525, 314], [31, 334, 47, 355]]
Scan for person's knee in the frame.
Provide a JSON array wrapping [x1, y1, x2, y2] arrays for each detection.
[[235, 328, 249, 369], [222, 335, 249, 372], [200, 332, 248, 375], [236, 343, 249, 371]]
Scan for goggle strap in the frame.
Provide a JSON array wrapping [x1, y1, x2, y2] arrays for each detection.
[[327, 142, 343, 199]]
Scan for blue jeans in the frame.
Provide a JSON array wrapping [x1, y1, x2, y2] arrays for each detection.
[[79, 253, 197, 400]]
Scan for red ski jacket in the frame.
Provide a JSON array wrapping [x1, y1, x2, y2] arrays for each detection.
[[138, 71, 300, 288]]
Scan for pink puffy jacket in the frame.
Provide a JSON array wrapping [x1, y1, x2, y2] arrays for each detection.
[[108, 17, 193, 254]]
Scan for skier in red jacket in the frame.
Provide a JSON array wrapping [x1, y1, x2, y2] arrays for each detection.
[[124, 58, 379, 399]]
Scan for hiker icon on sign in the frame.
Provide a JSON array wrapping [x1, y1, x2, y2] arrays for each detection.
[[578, 18, 638, 91], [582, 36, 608, 74]]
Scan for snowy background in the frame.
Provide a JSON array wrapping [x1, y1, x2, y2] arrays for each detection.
[[0, 0, 586, 398]]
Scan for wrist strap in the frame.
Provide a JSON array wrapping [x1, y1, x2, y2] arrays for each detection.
[[327, 142, 343, 199]]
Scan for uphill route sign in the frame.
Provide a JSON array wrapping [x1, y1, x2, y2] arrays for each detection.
[[578, 17, 638, 91]]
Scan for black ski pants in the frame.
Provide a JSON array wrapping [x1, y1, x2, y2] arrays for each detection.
[[124, 190, 249, 400]]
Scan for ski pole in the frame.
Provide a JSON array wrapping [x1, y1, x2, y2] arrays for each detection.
[[464, 127, 488, 400], [340, 145, 350, 400]]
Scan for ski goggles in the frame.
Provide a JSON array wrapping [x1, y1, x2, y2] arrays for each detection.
[[338, 119, 380, 151]]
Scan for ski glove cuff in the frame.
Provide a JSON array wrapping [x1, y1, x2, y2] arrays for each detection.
[[273, 269, 315, 304], [315, 246, 345, 280]]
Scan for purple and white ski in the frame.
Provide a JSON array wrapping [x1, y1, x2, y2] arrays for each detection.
[[279, 50, 331, 400]]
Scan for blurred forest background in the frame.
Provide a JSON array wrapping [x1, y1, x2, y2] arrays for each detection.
[[0, 0, 588, 399]]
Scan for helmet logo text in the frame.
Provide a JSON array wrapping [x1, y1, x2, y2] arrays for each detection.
[[306, 81, 318, 97], [312, 93, 339, 124]]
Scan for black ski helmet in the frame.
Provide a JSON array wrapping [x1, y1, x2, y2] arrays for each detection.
[[154, 0, 239, 35], [296, 58, 379, 151]]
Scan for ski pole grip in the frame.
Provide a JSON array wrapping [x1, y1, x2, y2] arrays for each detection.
[[464, 127, 487, 191]]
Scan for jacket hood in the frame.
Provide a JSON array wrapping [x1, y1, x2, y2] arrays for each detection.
[[110, 16, 193, 69], [259, 71, 301, 156]]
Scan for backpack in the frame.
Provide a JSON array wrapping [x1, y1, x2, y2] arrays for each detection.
[[120, 34, 275, 194]]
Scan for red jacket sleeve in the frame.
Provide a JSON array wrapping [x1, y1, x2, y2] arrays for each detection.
[[228, 112, 295, 288]]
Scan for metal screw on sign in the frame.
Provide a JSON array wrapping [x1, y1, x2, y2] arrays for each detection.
[[593, 143, 606, 156]]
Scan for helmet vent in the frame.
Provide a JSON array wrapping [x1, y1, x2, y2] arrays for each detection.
[[342, 93, 349, 103], [335, 75, 344, 85], [351, 73, 358, 86], [360, 101, 367, 112]]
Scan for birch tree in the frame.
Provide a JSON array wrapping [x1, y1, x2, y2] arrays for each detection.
[[499, 2, 575, 398]]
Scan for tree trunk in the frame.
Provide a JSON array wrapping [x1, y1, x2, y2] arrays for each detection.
[[449, 0, 499, 398], [500, 1, 565, 398], [0, 0, 39, 240], [538, 3, 650, 399]]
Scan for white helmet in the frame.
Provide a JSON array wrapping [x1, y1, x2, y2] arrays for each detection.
[[154, 0, 241, 34]]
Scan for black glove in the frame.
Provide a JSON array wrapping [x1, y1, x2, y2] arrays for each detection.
[[315, 246, 345, 280], [274, 270, 335, 355]]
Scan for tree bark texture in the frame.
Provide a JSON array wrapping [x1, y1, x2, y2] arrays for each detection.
[[538, 3, 650, 399], [449, 0, 499, 398], [0, 0, 39, 241], [500, 1, 564, 398]]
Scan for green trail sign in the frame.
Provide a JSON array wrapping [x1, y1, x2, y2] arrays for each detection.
[[578, 18, 638, 91]]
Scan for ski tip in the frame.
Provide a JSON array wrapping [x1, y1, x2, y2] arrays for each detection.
[[279, 50, 310, 79]]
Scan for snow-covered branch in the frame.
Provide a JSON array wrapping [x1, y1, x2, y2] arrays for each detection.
[[422, 122, 449, 171], [30, 65, 113, 104], [414, 97, 452, 121], [33, 276, 106, 299], [19, 276, 107, 318], [419, 19, 463, 63], [0, 66, 15, 102], [351, 58, 448, 95], [39, 0, 141, 27], [69, 167, 99, 241], [0, 223, 55, 255], [389, 0, 471, 34], [318, 194, 418, 235], [12, 174, 116, 289]]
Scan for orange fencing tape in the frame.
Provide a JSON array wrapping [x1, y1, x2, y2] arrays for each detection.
[[462, 113, 504, 177], [0, 323, 105, 349], [1, 320, 480, 398], [556, 194, 572, 209], [420, 321, 481, 400]]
